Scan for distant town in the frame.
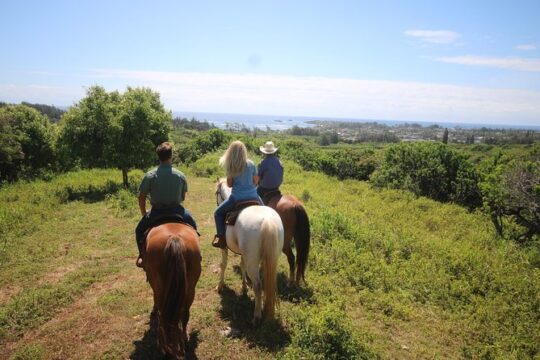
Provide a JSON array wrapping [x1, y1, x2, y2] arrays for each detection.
[[306, 120, 540, 145]]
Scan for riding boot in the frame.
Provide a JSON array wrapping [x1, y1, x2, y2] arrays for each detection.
[[136, 242, 146, 268], [135, 253, 144, 268], [212, 234, 227, 249]]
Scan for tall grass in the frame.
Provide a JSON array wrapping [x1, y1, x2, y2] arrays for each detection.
[[0, 169, 142, 265], [281, 160, 539, 358]]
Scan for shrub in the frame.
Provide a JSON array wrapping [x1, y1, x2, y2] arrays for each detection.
[[285, 145, 379, 181], [178, 128, 230, 164], [0, 105, 55, 182], [371, 142, 482, 208], [283, 302, 379, 360], [481, 156, 540, 242]]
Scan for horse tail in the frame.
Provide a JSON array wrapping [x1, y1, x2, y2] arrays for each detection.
[[161, 235, 187, 352], [261, 218, 280, 321], [294, 203, 311, 283]]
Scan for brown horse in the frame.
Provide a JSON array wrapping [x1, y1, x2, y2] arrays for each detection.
[[145, 223, 201, 359], [266, 193, 310, 285]]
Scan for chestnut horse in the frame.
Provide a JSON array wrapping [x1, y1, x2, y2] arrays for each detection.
[[145, 223, 201, 359], [215, 179, 284, 323], [265, 193, 310, 285]]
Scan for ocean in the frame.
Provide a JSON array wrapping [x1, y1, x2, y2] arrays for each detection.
[[173, 111, 540, 131]]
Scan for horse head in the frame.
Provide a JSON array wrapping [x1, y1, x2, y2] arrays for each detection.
[[215, 178, 231, 205]]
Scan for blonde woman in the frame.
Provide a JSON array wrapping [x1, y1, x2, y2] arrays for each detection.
[[213, 140, 262, 248]]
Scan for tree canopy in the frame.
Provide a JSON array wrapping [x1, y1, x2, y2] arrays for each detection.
[[0, 105, 55, 181], [57, 86, 171, 186], [371, 142, 483, 208]]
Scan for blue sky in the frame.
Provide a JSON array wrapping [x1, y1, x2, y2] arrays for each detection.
[[1, 0, 539, 125]]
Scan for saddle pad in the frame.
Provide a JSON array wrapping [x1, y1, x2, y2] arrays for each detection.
[[143, 216, 187, 240], [225, 201, 260, 226]]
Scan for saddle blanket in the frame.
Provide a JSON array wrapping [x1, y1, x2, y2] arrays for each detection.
[[225, 201, 260, 226]]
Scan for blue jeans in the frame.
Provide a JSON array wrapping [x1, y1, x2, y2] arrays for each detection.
[[135, 205, 197, 251], [214, 194, 262, 236]]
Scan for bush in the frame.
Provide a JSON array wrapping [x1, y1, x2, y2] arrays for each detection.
[[283, 302, 379, 360], [371, 142, 482, 208], [178, 128, 230, 164], [190, 152, 223, 178], [284, 143, 379, 181], [481, 154, 540, 242], [0, 105, 55, 182]]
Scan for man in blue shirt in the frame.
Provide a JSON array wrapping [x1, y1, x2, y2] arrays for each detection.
[[135, 142, 197, 267], [257, 141, 284, 203]]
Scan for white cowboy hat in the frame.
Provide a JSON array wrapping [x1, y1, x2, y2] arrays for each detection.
[[259, 141, 278, 154]]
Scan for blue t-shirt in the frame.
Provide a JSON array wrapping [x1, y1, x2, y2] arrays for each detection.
[[231, 160, 258, 200], [258, 155, 283, 189]]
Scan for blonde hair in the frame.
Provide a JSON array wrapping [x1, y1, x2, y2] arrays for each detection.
[[220, 140, 248, 178]]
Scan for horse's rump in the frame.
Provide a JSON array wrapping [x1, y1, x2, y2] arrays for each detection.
[[268, 193, 311, 284], [145, 223, 201, 358]]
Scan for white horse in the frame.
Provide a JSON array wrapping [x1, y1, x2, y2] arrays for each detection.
[[215, 179, 284, 323]]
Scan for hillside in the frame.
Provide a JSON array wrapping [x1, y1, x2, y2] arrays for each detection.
[[0, 162, 539, 359]]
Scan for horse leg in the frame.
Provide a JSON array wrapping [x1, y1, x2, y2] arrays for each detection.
[[240, 256, 248, 295], [283, 238, 296, 285], [217, 249, 228, 292], [245, 259, 262, 324]]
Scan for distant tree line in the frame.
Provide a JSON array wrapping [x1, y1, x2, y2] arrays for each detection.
[[172, 117, 215, 131], [0, 101, 65, 122]]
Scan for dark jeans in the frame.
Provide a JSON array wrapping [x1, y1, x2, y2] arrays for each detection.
[[214, 194, 263, 237], [257, 187, 278, 198], [135, 205, 197, 252]]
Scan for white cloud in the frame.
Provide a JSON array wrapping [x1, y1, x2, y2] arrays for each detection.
[[435, 55, 540, 72], [0, 84, 85, 106], [515, 44, 537, 51], [2, 70, 540, 125], [404, 30, 460, 44]]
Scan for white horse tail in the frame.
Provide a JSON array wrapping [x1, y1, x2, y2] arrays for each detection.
[[261, 218, 280, 320]]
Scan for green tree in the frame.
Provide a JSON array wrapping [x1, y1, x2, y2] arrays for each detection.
[[111, 87, 171, 187], [442, 128, 449, 144], [179, 128, 229, 164], [57, 86, 120, 169], [58, 86, 171, 187], [371, 142, 482, 208], [0, 105, 55, 181], [481, 147, 540, 242], [319, 134, 330, 146]]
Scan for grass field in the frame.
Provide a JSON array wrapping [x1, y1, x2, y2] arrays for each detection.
[[0, 162, 538, 359]]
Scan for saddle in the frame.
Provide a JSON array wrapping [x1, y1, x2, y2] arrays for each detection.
[[142, 214, 187, 241], [225, 200, 260, 226], [262, 189, 281, 205]]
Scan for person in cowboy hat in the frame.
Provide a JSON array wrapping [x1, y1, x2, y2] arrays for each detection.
[[257, 141, 284, 203]]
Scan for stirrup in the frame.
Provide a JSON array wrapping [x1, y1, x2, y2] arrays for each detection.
[[212, 235, 227, 249]]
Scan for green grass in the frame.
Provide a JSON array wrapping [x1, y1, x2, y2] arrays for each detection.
[[1, 160, 539, 359], [8, 343, 47, 360], [0, 263, 121, 341]]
